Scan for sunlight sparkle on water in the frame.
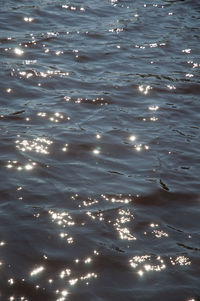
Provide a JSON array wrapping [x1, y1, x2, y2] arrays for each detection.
[[150, 117, 158, 122], [167, 84, 176, 90], [62, 146, 68, 152], [80, 273, 97, 280], [152, 229, 168, 238], [114, 209, 136, 241], [170, 256, 191, 266], [30, 266, 44, 276], [129, 135, 136, 142], [96, 134, 101, 139], [8, 278, 14, 285], [139, 85, 151, 95], [6, 160, 35, 171], [84, 257, 92, 264], [25, 164, 33, 170], [93, 148, 100, 155], [55, 51, 64, 56], [182, 49, 191, 54], [61, 290, 68, 297], [14, 48, 24, 55], [24, 17, 34, 22], [148, 105, 159, 111], [138, 270, 144, 276], [185, 74, 194, 78], [69, 278, 78, 286], [128, 253, 192, 276], [135, 145, 142, 151], [110, 197, 131, 204], [16, 137, 53, 154]]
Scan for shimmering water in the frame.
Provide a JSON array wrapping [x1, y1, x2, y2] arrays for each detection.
[[0, 0, 200, 300]]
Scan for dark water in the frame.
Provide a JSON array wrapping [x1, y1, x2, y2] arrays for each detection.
[[0, 0, 200, 300]]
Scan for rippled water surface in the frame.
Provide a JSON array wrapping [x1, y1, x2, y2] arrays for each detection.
[[0, 0, 200, 300]]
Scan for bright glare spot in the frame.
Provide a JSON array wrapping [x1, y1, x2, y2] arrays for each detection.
[[25, 164, 33, 170], [167, 85, 176, 90], [129, 135, 136, 142], [135, 145, 141, 151], [61, 290, 68, 297], [60, 232, 67, 238], [152, 229, 168, 238], [80, 272, 97, 280], [93, 149, 100, 155], [30, 266, 44, 276], [150, 43, 158, 48], [138, 270, 144, 276], [14, 48, 24, 55], [69, 278, 78, 286], [185, 74, 194, 78], [96, 134, 101, 139], [84, 257, 92, 264], [150, 117, 158, 122], [149, 105, 159, 111], [182, 49, 191, 54], [55, 51, 63, 55], [139, 85, 151, 95], [8, 278, 14, 285], [67, 237, 73, 244], [174, 256, 191, 266], [24, 17, 34, 22], [144, 265, 151, 271], [150, 223, 158, 228]]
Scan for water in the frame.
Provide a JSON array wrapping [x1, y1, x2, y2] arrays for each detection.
[[0, 0, 200, 300]]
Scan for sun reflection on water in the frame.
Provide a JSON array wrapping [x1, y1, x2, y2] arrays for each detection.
[[14, 48, 24, 56], [114, 209, 136, 241], [6, 160, 36, 171], [148, 105, 159, 111], [93, 148, 100, 155], [130, 253, 191, 277], [30, 266, 44, 276], [16, 137, 53, 154], [139, 85, 152, 95], [0, 0, 198, 297], [129, 135, 136, 142], [37, 112, 70, 123], [24, 17, 34, 22]]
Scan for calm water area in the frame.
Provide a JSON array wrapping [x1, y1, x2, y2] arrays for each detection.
[[0, 0, 200, 300]]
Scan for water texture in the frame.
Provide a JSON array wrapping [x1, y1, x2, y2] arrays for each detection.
[[0, 0, 200, 300]]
